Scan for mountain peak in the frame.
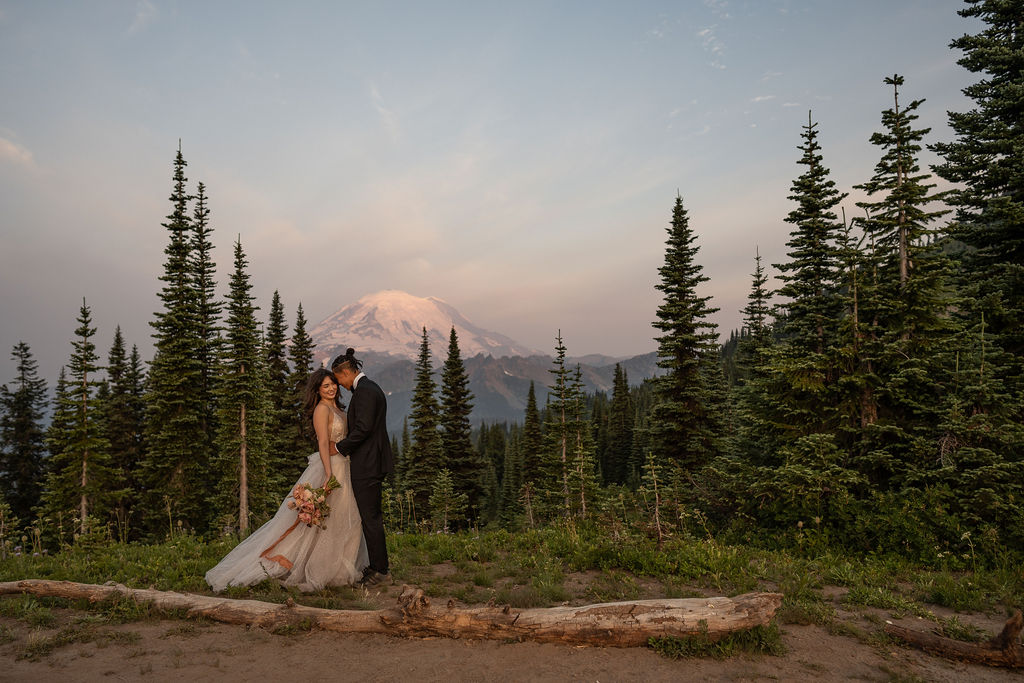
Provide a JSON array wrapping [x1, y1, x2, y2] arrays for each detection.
[[310, 290, 541, 363]]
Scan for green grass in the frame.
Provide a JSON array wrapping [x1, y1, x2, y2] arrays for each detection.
[[648, 622, 785, 659], [1, 519, 1021, 664], [16, 623, 142, 661]]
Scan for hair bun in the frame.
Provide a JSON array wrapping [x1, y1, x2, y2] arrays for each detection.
[[346, 347, 356, 356]]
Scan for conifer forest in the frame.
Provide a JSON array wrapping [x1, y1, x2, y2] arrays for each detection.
[[1, 0, 1022, 572]]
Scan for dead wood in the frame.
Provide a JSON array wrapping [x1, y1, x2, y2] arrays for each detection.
[[884, 610, 1023, 668], [0, 579, 782, 647]]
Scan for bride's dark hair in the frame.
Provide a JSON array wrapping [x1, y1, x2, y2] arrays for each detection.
[[331, 347, 363, 372], [302, 368, 345, 421]]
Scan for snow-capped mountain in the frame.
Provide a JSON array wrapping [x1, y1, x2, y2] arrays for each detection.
[[309, 290, 541, 365]]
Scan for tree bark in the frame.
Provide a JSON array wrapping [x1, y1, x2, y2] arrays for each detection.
[[0, 580, 782, 647], [884, 611, 1023, 668]]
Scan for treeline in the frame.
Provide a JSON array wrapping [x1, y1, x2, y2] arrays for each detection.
[[385, 1, 1024, 564], [0, 148, 322, 545]]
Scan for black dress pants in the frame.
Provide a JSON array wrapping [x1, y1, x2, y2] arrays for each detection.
[[351, 475, 388, 574]]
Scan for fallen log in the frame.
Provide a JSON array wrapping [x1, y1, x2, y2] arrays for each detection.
[[884, 610, 1023, 668], [0, 579, 782, 647]]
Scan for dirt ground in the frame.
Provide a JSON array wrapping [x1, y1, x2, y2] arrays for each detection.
[[0, 586, 1019, 683]]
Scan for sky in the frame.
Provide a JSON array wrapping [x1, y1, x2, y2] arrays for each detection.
[[0, 0, 983, 386]]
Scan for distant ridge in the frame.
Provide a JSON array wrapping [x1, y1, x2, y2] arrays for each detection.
[[309, 290, 660, 429]]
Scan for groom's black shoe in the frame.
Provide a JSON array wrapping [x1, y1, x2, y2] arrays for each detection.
[[360, 569, 390, 587]]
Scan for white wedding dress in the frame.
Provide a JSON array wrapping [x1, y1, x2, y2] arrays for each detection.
[[205, 406, 369, 592]]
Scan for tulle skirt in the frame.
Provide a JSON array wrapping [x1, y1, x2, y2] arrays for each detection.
[[205, 452, 369, 592]]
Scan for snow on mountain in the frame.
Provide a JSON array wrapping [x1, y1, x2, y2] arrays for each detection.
[[309, 290, 542, 364]]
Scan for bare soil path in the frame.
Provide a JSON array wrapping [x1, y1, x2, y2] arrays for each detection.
[[1, 595, 1019, 682]]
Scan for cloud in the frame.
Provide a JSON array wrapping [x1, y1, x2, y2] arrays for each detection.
[[751, 95, 776, 103], [697, 25, 726, 69], [126, 0, 158, 35], [370, 82, 400, 143], [760, 71, 783, 81], [0, 137, 35, 167], [782, 102, 801, 107], [703, 0, 732, 20]]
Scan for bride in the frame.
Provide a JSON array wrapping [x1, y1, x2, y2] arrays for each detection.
[[205, 368, 369, 592]]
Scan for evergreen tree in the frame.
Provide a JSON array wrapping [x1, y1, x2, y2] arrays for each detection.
[[44, 368, 74, 542], [762, 113, 849, 446], [605, 364, 634, 485], [736, 249, 773, 379], [730, 250, 778, 466], [567, 366, 598, 517], [590, 391, 610, 483], [214, 237, 271, 532], [650, 195, 722, 474], [140, 147, 207, 534], [41, 300, 116, 535], [542, 332, 573, 515], [286, 303, 316, 456], [439, 327, 485, 520], [851, 75, 955, 487], [190, 181, 221, 474], [395, 416, 411, 492], [498, 424, 523, 526], [475, 422, 506, 523], [98, 327, 146, 539], [264, 291, 295, 490], [404, 327, 443, 514], [520, 382, 543, 486], [775, 113, 848, 355], [932, 0, 1024, 374], [428, 469, 468, 532], [0, 342, 48, 522]]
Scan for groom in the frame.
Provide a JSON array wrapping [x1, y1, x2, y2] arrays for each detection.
[[333, 349, 394, 586]]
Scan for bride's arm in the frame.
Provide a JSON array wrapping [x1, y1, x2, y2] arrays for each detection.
[[312, 403, 333, 488]]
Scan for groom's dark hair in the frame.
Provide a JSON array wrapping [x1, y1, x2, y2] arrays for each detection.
[[331, 347, 363, 372]]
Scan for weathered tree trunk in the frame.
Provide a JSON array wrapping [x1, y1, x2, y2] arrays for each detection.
[[0, 580, 782, 647], [884, 610, 1023, 668], [239, 400, 248, 533]]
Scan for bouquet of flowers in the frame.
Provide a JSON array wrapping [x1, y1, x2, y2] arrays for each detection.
[[287, 475, 340, 529]]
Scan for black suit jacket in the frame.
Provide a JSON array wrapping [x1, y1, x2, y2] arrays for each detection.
[[336, 376, 394, 480]]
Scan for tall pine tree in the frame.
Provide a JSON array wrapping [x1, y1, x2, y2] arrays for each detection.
[[439, 327, 484, 519], [650, 195, 722, 475], [264, 291, 294, 493], [0, 342, 48, 522], [140, 147, 207, 534], [190, 181, 221, 480], [605, 363, 635, 485], [214, 237, 271, 533], [41, 300, 116, 535], [286, 303, 316, 459], [98, 327, 146, 539], [932, 0, 1024, 368], [404, 327, 443, 516], [763, 113, 848, 447], [542, 332, 573, 515], [851, 75, 955, 488]]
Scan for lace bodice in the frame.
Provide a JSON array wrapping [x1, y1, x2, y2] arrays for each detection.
[[328, 405, 347, 442]]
